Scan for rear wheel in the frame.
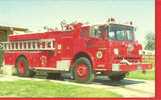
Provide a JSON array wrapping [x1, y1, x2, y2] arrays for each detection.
[[15, 56, 35, 77], [108, 72, 126, 81], [72, 57, 94, 83]]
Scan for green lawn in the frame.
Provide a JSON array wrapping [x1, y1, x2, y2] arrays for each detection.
[[0, 80, 121, 97], [127, 70, 155, 80]]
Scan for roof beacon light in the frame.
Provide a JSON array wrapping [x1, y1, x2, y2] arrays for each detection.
[[130, 21, 133, 25], [108, 18, 115, 23]]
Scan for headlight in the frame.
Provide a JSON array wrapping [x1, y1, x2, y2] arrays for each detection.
[[96, 51, 103, 59], [139, 50, 142, 55], [114, 48, 119, 55]]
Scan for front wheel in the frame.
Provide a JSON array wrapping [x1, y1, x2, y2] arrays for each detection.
[[72, 57, 95, 83], [108, 72, 126, 81]]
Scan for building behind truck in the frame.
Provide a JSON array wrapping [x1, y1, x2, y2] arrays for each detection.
[[0, 26, 28, 67]]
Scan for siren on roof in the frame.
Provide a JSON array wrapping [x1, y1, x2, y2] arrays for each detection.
[[130, 21, 133, 25], [107, 18, 116, 23]]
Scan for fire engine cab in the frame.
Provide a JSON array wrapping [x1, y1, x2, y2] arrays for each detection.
[[0, 18, 152, 83]]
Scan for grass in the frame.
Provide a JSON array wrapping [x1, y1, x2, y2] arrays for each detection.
[[0, 80, 121, 97], [127, 70, 155, 80]]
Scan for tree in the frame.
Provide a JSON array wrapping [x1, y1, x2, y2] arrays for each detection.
[[144, 32, 155, 50]]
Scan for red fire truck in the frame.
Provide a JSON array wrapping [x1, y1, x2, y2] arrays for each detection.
[[0, 19, 152, 83]]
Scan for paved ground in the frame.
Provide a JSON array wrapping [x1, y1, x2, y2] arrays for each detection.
[[0, 74, 155, 97]]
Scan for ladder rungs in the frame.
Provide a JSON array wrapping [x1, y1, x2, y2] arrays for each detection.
[[0, 39, 55, 51]]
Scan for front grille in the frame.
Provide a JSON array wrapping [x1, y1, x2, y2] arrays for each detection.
[[114, 56, 140, 63]]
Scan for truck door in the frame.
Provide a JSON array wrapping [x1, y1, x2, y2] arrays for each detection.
[[85, 25, 108, 67]]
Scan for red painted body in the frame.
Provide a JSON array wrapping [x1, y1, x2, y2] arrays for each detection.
[[2, 22, 152, 76]]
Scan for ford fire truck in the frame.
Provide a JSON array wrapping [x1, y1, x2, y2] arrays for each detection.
[[0, 18, 152, 83]]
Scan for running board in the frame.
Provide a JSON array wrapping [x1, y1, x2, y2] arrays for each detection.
[[34, 67, 57, 70], [33, 67, 69, 76], [33, 67, 68, 72]]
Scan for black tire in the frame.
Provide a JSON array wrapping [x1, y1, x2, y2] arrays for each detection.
[[47, 73, 62, 80], [71, 57, 95, 83], [15, 56, 35, 77], [108, 72, 126, 81]]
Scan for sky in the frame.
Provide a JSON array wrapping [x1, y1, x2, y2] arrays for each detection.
[[0, 0, 155, 44]]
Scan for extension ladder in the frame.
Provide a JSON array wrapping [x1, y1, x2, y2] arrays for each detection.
[[0, 39, 55, 51]]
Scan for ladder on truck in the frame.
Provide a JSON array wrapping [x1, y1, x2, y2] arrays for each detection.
[[0, 39, 55, 51]]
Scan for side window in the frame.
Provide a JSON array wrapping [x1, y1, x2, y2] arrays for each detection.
[[109, 31, 115, 40], [126, 30, 133, 41], [80, 27, 90, 37], [89, 26, 101, 38]]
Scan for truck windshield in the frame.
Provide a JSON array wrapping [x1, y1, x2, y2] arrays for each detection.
[[108, 24, 134, 41]]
